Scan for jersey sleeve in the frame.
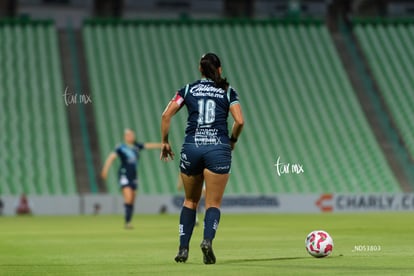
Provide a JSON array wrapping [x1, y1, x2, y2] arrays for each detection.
[[134, 142, 145, 151], [171, 85, 187, 108], [228, 87, 240, 106], [115, 144, 122, 156]]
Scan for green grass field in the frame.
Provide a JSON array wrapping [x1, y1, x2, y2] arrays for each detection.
[[1, 213, 414, 275]]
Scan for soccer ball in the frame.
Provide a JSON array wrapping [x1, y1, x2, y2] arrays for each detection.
[[305, 230, 333, 258]]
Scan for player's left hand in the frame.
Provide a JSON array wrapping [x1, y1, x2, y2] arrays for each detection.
[[160, 143, 174, 161], [230, 141, 236, 150]]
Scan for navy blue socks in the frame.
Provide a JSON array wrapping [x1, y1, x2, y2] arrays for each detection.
[[124, 203, 134, 224], [203, 207, 221, 241], [179, 206, 197, 248], [178, 206, 221, 249]]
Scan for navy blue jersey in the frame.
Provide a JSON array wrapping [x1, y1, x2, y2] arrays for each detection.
[[115, 142, 145, 181], [173, 79, 239, 146]]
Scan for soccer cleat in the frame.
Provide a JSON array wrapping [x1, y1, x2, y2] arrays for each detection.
[[200, 239, 216, 264], [124, 223, 134, 230], [174, 247, 189, 263]]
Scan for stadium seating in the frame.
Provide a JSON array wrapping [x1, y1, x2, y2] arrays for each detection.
[[83, 19, 401, 194], [0, 20, 76, 195], [353, 19, 414, 160]]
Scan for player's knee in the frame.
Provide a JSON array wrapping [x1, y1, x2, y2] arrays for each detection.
[[205, 196, 223, 209], [183, 199, 199, 210], [205, 202, 221, 209]]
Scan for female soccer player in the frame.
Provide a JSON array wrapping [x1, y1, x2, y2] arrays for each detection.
[[161, 53, 244, 264], [101, 128, 161, 229]]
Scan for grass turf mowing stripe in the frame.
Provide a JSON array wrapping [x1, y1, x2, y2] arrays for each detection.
[[0, 213, 414, 275]]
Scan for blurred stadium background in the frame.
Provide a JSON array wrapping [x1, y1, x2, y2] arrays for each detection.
[[0, 0, 413, 215]]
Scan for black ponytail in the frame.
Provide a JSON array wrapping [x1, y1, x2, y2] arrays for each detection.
[[200, 53, 229, 90]]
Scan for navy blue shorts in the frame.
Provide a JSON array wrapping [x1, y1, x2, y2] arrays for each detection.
[[119, 175, 138, 190], [179, 143, 232, 175]]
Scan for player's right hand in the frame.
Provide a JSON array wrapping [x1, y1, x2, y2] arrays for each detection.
[[160, 143, 174, 161]]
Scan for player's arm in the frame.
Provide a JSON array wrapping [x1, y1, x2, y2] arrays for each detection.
[[101, 152, 117, 180], [160, 99, 181, 161], [229, 103, 244, 150], [144, 143, 163, 149]]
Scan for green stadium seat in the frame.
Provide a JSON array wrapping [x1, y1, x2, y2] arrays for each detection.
[[354, 21, 414, 160], [83, 19, 401, 195], [0, 21, 77, 196]]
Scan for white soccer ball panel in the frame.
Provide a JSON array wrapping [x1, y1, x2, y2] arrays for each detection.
[[305, 230, 333, 258]]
